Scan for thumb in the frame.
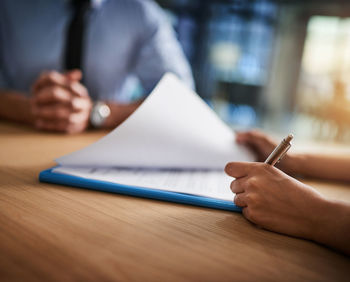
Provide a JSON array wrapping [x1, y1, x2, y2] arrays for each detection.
[[65, 69, 82, 81]]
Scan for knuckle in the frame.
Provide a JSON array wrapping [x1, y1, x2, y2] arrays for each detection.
[[246, 193, 265, 210], [247, 209, 258, 223], [76, 84, 88, 97], [51, 86, 61, 98], [245, 193, 253, 203], [247, 177, 258, 188], [230, 179, 240, 191], [230, 181, 235, 191], [242, 207, 251, 220], [245, 193, 257, 205], [69, 98, 77, 109], [79, 86, 88, 97], [243, 207, 259, 223], [71, 97, 80, 109], [234, 193, 239, 203], [47, 71, 57, 80], [234, 194, 244, 207], [245, 178, 260, 192]]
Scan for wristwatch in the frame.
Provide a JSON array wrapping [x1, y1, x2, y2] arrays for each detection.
[[90, 101, 111, 128]]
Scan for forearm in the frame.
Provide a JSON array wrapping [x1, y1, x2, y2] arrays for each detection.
[[0, 91, 34, 124], [289, 154, 350, 182], [103, 100, 143, 129], [311, 198, 350, 255]]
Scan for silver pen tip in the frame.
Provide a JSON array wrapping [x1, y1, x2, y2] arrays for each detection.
[[285, 133, 294, 143]]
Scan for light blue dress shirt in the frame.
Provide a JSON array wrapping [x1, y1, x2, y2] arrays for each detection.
[[0, 0, 194, 102]]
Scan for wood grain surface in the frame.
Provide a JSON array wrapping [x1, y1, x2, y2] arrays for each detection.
[[0, 121, 349, 282]]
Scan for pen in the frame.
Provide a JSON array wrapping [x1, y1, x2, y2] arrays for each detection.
[[264, 134, 293, 166]]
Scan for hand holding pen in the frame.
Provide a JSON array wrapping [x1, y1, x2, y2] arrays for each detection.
[[224, 131, 325, 247]]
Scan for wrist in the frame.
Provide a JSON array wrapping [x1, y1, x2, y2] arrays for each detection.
[[90, 101, 111, 128], [103, 100, 142, 129], [307, 197, 341, 246], [0, 92, 35, 125], [91, 102, 121, 129], [102, 102, 121, 128]]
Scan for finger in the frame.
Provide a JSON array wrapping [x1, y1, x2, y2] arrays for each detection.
[[225, 162, 253, 178], [230, 178, 246, 194], [65, 69, 82, 81], [34, 86, 72, 105], [234, 193, 247, 207], [34, 87, 91, 110], [33, 104, 72, 121], [35, 116, 88, 134], [31, 70, 55, 92], [235, 130, 261, 142], [242, 207, 253, 221], [251, 131, 276, 151], [68, 110, 90, 124], [35, 104, 91, 122], [236, 130, 276, 148], [69, 81, 89, 97], [235, 131, 251, 144], [71, 97, 92, 111], [32, 71, 70, 93], [32, 71, 88, 97], [237, 131, 278, 161], [252, 130, 276, 150], [65, 121, 88, 134], [35, 119, 69, 132]]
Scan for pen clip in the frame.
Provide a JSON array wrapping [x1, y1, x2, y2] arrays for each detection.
[[275, 144, 291, 165], [265, 136, 292, 166]]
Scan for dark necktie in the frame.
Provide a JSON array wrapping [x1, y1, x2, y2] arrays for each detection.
[[64, 0, 91, 71]]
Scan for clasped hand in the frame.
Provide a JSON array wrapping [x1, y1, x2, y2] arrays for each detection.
[[31, 70, 92, 134]]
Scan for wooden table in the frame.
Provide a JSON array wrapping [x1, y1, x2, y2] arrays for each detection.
[[1, 121, 349, 282]]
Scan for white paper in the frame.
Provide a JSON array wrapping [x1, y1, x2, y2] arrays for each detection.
[[53, 166, 235, 201], [57, 73, 254, 169]]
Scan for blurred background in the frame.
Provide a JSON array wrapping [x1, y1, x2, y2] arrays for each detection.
[[155, 0, 350, 144]]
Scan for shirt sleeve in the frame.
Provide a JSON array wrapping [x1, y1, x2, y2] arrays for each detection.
[[133, 0, 195, 94], [0, 69, 9, 89], [0, 2, 9, 90]]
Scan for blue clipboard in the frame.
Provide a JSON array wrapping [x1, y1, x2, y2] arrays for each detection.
[[39, 167, 242, 212]]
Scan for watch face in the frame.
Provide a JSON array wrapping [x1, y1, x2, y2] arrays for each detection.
[[91, 102, 111, 128]]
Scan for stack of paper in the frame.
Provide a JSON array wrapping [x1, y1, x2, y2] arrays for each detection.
[[44, 73, 254, 208]]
